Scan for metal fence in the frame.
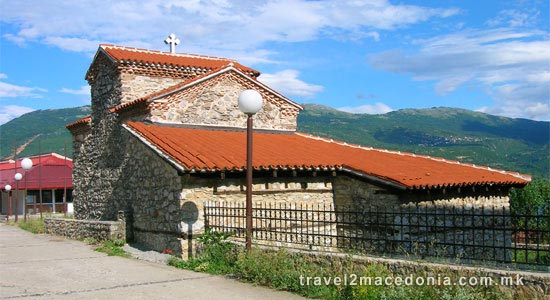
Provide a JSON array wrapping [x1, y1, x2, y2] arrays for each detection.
[[204, 201, 550, 268]]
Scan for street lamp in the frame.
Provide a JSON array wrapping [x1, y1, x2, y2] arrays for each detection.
[[14, 172, 22, 223], [238, 89, 263, 250], [4, 185, 11, 222], [21, 158, 33, 221]]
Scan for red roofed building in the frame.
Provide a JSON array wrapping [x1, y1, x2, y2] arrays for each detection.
[[0, 153, 73, 215], [67, 42, 530, 256]]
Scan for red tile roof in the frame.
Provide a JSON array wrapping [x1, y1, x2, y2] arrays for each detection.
[[66, 116, 91, 129], [0, 153, 73, 190], [100, 44, 260, 77], [124, 122, 530, 190]]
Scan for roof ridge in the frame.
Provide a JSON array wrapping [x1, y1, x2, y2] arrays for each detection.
[[100, 44, 241, 62], [294, 132, 531, 182]]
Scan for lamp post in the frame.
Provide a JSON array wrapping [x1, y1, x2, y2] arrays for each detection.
[[4, 185, 12, 222], [238, 89, 263, 250], [14, 173, 22, 223], [21, 158, 33, 221]]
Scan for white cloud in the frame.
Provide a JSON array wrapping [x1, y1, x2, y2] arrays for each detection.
[[0, 105, 35, 125], [258, 69, 324, 98], [369, 28, 550, 120], [434, 75, 472, 95], [0, 74, 7, 79], [44, 37, 104, 53], [337, 102, 394, 114], [486, 9, 539, 28], [0, 0, 458, 58], [0, 81, 46, 98], [478, 83, 550, 120], [60, 85, 90, 96]]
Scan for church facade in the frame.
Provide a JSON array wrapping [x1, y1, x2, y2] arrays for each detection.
[[67, 44, 530, 256]]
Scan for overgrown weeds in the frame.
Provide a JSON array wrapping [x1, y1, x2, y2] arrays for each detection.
[[7, 219, 45, 234], [94, 239, 131, 258], [168, 230, 517, 300]]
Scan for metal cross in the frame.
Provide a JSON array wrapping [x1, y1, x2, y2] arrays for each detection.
[[164, 33, 180, 53]]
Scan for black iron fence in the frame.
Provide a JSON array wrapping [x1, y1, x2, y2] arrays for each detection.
[[204, 202, 550, 268]]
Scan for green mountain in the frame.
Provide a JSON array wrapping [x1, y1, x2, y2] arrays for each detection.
[[1, 104, 548, 178], [298, 104, 549, 178], [0, 106, 91, 159]]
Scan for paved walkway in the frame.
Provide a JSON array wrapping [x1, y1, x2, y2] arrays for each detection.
[[0, 224, 306, 299]]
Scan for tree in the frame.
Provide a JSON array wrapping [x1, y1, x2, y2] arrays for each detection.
[[509, 179, 550, 216], [509, 179, 550, 245]]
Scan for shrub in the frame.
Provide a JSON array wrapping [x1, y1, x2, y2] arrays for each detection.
[[95, 240, 131, 258]]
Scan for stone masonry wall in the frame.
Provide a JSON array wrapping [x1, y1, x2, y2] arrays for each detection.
[[74, 53, 127, 220], [44, 218, 125, 241], [184, 174, 334, 230], [332, 175, 512, 262], [74, 55, 184, 221], [148, 71, 300, 131], [119, 72, 184, 104], [122, 136, 183, 253], [177, 173, 335, 257]]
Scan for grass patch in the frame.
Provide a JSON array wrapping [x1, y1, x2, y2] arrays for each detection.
[[168, 231, 518, 300], [6, 219, 45, 234], [94, 239, 131, 258]]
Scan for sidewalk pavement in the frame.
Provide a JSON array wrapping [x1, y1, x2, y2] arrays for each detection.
[[0, 223, 307, 300]]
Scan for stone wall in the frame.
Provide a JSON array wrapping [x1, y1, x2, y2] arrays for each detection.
[[119, 72, 184, 104], [148, 71, 300, 131], [44, 218, 125, 241], [333, 175, 400, 208], [122, 136, 183, 253], [74, 54, 184, 221], [176, 173, 335, 257], [74, 53, 127, 220], [331, 175, 512, 262]]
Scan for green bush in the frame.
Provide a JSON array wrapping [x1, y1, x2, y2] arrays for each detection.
[[169, 228, 237, 274], [510, 179, 550, 216]]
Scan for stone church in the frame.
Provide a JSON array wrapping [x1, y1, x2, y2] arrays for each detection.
[[67, 42, 530, 255]]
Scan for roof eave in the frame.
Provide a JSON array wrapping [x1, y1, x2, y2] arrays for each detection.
[[340, 166, 408, 191]]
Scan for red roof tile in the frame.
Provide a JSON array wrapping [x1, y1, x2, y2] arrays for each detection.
[[66, 116, 91, 129], [100, 44, 260, 77], [125, 122, 530, 190]]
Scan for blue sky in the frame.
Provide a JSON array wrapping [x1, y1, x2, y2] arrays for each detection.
[[0, 0, 548, 124]]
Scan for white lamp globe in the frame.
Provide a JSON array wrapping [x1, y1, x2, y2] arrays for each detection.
[[238, 90, 263, 115], [14, 173, 22, 181], [21, 158, 33, 170], [5, 185, 11, 192]]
